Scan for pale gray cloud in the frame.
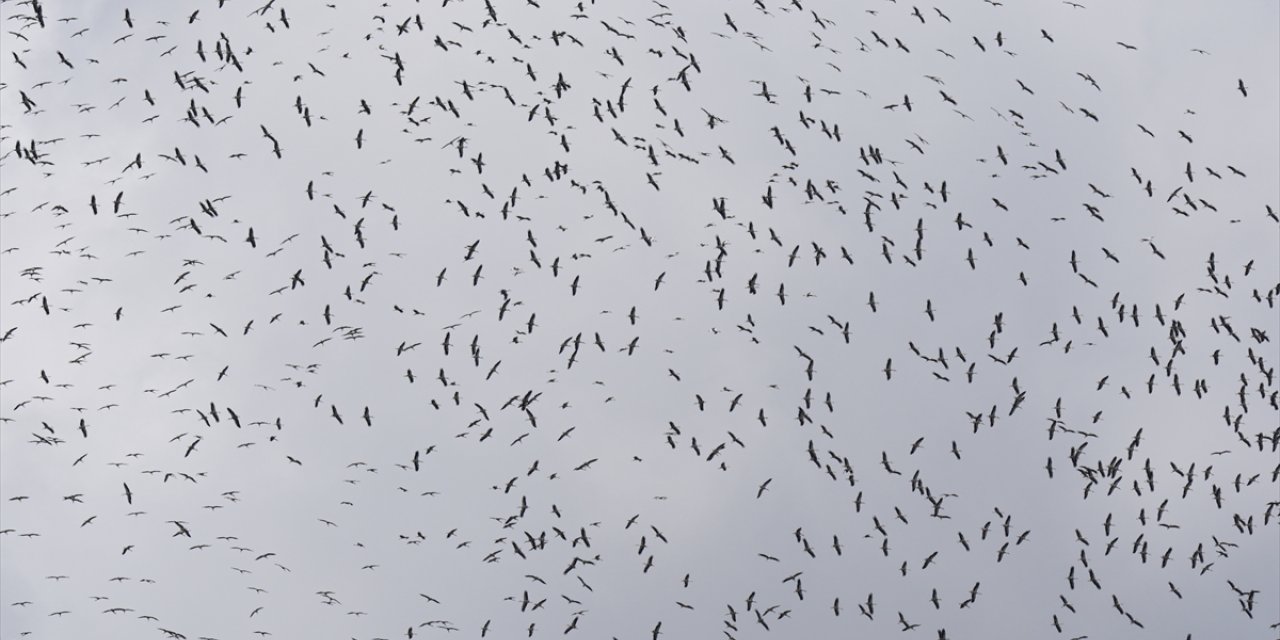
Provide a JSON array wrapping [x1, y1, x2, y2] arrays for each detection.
[[1, 1, 1277, 639]]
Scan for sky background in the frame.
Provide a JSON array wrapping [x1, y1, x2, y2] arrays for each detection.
[[1, 0, 1278, 639]]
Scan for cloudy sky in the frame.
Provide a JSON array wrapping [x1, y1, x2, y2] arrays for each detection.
[[1, 0, 1277, 639]]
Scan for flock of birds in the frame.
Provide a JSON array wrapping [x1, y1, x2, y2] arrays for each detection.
[[1, 0, 1277, 639]]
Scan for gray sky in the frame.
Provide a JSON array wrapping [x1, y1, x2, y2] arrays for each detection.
[[1, 0, 1278, 639]]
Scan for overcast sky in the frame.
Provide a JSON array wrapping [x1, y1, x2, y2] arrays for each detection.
[[1, 1, 1278, 639]]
